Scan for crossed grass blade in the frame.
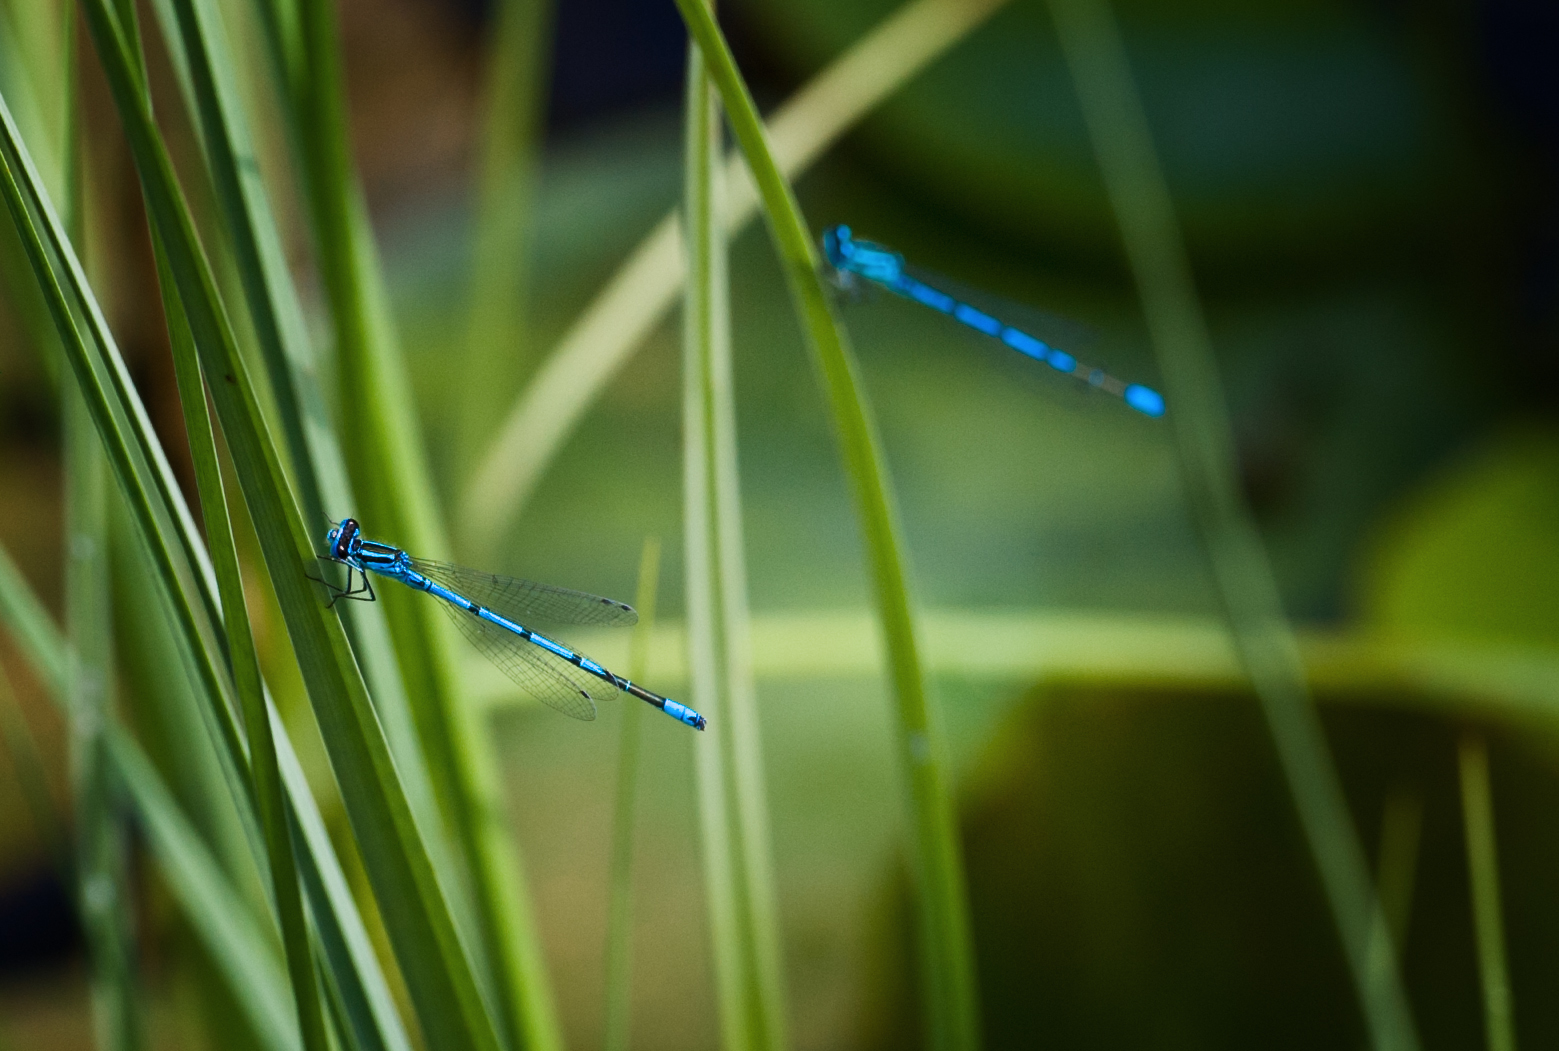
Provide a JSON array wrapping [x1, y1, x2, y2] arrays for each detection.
[[65, 4, 509, 1049], [461, 0, 1012, 556], [1044, 0, 1418, 1047], [668, 2, 980, 1047]]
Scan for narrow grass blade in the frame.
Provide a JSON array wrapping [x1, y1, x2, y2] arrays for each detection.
[[681, 37, 788, 1051], [601, 537, 661, 1051], [668, 3, 978, 1048], [115, 1, 330, 1040], [144, 0, 455, 911], [0, 532, 65, 693], [1, 68, 411, 1051], [58, 10, 143, 1040], [0, 532, 299, 1051], [73, 5, 508, 1049], [0, 85, 262, 876], [67, 367, 144, 1051], [289, 1, 561, 1045], [457, 0, 554, 476], [159, 236, 332, 1051], [461, 0, 1011, 555], [1043, 1, 1417, 1048], [1458, 735, 1516, 1051], [109, 730, 302, 1051]]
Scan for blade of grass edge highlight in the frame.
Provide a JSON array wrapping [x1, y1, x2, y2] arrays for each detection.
[[1043, 1, 1418, 1048], [73, 5, 506, 1050], [457, 0, 553, 478], [682, 37, 788, 1051], [460, 0, 1010, 557], [56, 6, 144, 1043], [0, 536, 303, 1051], [667, 4, 979, 1049], [143, 0, 457, 918], [0, 80, 269, 887], [288, 0, 561, 1043], [3, 63, 413, 1051], [1458, 735, 1516, 1051], [158, 234, 332, 1051], [113, 1, 332, 1044], [601, 537, 661, 1051]]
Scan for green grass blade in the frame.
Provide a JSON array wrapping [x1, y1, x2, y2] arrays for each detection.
[[109, 730, 302, 1051], [1458, 735, 1516, 1051], [288, 2, 561, 1045], [460, 0, 1010, 555], [74, 5, 508, 1049], [601, 537, 661, 1051], [457, 0, 553, 476], [668, 4, 978, 1048], [143, 0, 457, 914], [67, 369, 144, 1051], [0, 86, 261, 869], [57, 7, 142, 1039], [681, 38, 788, 1051], [0, 58, 417, 1051], [0, 530, 299, 1051], [115, 0, 330, 1039], [0, 536, 66, 693], [1043, 1, 1418, 1048], [159, 239, 332, 1051]]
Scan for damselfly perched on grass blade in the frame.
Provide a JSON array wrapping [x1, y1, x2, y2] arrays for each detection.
[[822, 224, 1166, 418], [315, 518, 705, 729]]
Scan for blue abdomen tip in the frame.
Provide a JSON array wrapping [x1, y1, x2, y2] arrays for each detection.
[[663, 699, 707, 731], [1125, 384, 1166, 417]]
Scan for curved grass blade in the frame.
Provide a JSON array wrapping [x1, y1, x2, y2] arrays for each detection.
[[142, 0, 457, 934], [601, 537, 661, 1051], [73, 5, 507, 1050], [457, 0, 554, 475], [667, 3, 979, 1048], [110, 731, 303, 1051], [1458, 736, 1516, 1051], [461, 0, 1012, 555], [1044, 1, 1418, 1048], [0, 533, 298, 1051], [681, 40, 788, 1051], [112, 2, 330, 1043], [0, 103, 406, 1051], [286, 1, 560, 1043]]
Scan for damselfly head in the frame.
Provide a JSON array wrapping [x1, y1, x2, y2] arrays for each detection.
[[328, 518, 362, 561]]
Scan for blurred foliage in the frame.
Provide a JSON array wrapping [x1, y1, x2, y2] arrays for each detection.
[[1, 0, 1557, 1048]]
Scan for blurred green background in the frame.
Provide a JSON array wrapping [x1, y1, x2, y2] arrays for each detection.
[[2, 0, 1557, 1047]]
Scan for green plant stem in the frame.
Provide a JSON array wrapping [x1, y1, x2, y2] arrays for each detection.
[[1458, 735, 1516, 1051], [61, 7, 141, 1038], [0, 75, 411, 1051], [292, 5, 559, 1046], [682, 33, 787, 1051], [72, 4, 508, 1048], [602, 537, 662, 1051], [461, 0, 1011, 555], [1044, 1, 1417, 1048], [159, 240, 332, 1051], [667, 2, 976, 1047], [683, 44, 757, 1051], [458, 0, 554, 479], [116, 0, 330, 1040]]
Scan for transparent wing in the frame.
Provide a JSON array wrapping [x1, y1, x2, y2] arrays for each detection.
[[430, 598, 602, 721], [409, 558, 637, 627]]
